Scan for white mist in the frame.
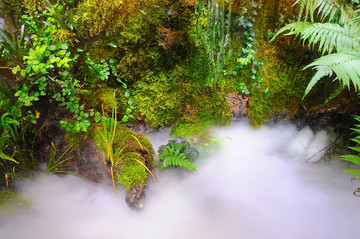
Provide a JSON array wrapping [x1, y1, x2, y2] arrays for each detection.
[[1, 122, 360, 239]]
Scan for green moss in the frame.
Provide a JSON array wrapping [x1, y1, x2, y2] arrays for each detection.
[[0, 189, 29, 214], [24, 0, 45, 15], [133, 72, 186, 128], [0, 189, 17, 206], [171, 119, 212, 139], [116, 158, 148, 191]]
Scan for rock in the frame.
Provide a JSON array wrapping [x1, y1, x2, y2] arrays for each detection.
[[66, 139, 108, 183], [227, 92, 249, 120], [125, 182, 145, 210]]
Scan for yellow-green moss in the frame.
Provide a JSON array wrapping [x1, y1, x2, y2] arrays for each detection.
[[0, 189, 29, 214], [24, 0, 45, 15], [116, 158, 148, 191], [171, 119, 213, 139]]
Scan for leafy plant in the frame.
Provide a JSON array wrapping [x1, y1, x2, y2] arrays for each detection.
[[158, 137, 198, 171], [45, 142, 77, 175], [195, 0, 232, 87], [159, 147, 196, 171], [341, 115, 360, 179], [272, 0, 360, 99], [0, 25, 28, 66], [96, 97, 155, 194]]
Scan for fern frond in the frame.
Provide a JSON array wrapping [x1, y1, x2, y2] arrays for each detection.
[[303, 51, 360, 97], [159, 148, 196, 171], [341, 154, 360, 165], [295, 0, 350, 23], [300, 22, 360, 54], [275, 21, 360, 54], [343, 169, 360, 176], [341, 115, 360, 177], [271, 21, 309, 42]]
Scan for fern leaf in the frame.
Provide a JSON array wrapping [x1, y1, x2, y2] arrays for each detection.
[[299, 22, 359, 54], [303, 51, 360, 97], [295, 0, 350, 23], [341, 154, 360, 165], [351, 137, 360, 146], [343, 169, 360, 176], [303, 67, 333, 98], [271, 21, 309, 42]]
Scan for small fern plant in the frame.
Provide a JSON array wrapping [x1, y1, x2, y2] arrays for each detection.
[[341, 115, 360, 179], [158, 147, 196, 171], [158, 137, 198, 171]]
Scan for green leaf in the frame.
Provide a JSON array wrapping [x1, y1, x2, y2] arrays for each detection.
[[108, 43, 117, 48], [49, 45, 57, 51], [58, 50, 66, 56], [303, 51, 360, 99], [12, 65, 20, 74], [0, 150, 19, 164], [343, 169, 360, 176], [341, 154, 360, 165]]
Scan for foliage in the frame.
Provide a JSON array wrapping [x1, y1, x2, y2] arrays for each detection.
[[194, 0, 232, 87], [341, 115, 360, 179], [24, 0, 45, 15], [5, 7, 94, 132], [158, 137, 198, 171], [295, 0, 353, 23], [95, 102, 154, 194], [0, 93, 20, 165], [272, 0, 360, 99], [0, 25, 28, 66], [0, 88, 40, 180], [0, 0, 24, 29], [45, 142, 76, 175], [74, 0, 142, 37]]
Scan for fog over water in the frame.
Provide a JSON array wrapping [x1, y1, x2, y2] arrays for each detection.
[[1, 122, 360, 239]]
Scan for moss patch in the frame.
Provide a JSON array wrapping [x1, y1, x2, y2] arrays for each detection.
[[0, 189, 29, 214], [116, 158, 148, 191]]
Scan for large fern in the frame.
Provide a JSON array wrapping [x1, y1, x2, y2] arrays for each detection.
[[273, 0, 360, 99]]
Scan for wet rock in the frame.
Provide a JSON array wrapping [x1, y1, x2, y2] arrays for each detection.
[[66, 139, 108, 183], [227, 92, 249, 120], [125, 182, 145, 210]]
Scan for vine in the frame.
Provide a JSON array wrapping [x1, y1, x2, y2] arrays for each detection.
[[224, 2, 269, 96], [195, 0, 232, 88]]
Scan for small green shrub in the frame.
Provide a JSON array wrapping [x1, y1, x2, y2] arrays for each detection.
[[158, 137, 198, 171]]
